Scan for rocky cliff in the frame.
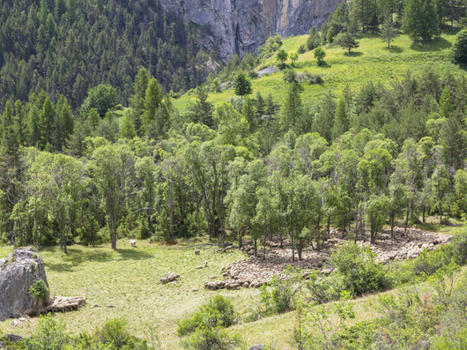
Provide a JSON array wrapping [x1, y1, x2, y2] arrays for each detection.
[[160, 0, 343, 59]]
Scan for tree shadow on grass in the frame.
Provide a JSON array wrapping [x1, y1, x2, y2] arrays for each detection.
[[45, 246, 153, 272], [386, 45, 403, 53], [411, 37, 452, 52], [344, 51, 363, 57]]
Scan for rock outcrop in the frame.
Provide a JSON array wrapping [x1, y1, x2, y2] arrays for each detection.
[[0, 248, 49, 321], [160, 0, 343, 59]]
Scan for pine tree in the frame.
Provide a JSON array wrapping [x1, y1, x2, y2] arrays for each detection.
[[403, 0, 440, 44], [280, 83, 303, 133], [439, 86, 454, 117], [130, 67, 149, 136], [0, 100, 19, 157], [381, 17, 398, 48], [39, 95, 55, 149], [234, 73, 252, 97], [332, 96, 350, 139], [120, 114, 137, 139], [142, 78, 163, 138]]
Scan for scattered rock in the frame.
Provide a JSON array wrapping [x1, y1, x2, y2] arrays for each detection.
[[205, 281, 225, 290], [218, 245, 234, 253], [92, 304, 100, 308], [45, 296, 86, 313], [204, 226, 452, 290], [192, 288, 199, 292], [106, 305, 116, 309], [3, 335, 23, 343], [250, 345, 265, 350], [194, 249, 201, 255], [161, 273, 180, 284], [129, 240, 137, 247], [0, 248, 49, 321], [256, 66, 279, 78]]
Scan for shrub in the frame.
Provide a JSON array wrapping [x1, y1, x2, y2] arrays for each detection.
[[181, 327, 242, 350], [283, 69, 296, 83], [297, 45, 306, 54], [412, 245, 453, 277], [330, 243, 390, 296], [306, 271, 345, 304], [452, 230, 467, 265], [307, 74, 324, 85], [29, 280, 49, 299], [260, 271, 302, 314], [177, 296, 236, 336], [23, 315, 68, 350], [94, 318, 148, 350]]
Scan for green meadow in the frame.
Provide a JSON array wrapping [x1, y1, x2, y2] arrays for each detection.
[[173, 32, 462, 113]]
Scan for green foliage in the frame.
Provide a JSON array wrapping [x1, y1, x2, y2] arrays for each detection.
[[452, 29, 467, 64], [23, 315, 68, 350], [260, 272, 302, 314], [276, 49, 288, 66], [0, 1, 206, 109], [181, 327, 242, 350], [403, 0, 440, 44], [29, 280, 49, 299], [335, 32, 360, 54], [233, 73, 252, 97], [330, 243, 390, 296], [313, 47, 326, 66], [381, 18, 398, 48], [81, 85, 118, 118], [177, 296, 237, 336]]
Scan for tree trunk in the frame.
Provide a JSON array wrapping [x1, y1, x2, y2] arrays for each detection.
[[254, 239, 257, 256], [291, 235, 295, 262]]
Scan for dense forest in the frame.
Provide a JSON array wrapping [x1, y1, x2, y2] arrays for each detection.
[[0, 0, 466, 255], [0, 0, 210, 109]]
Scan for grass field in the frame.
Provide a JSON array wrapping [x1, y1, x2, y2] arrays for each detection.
[[0, 219, 465, 348], [173, 31, 464, 113]]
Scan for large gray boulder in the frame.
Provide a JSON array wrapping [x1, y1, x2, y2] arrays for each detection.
[[0, 248, 49, 321]]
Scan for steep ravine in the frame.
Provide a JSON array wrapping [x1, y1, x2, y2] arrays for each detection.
[[160, 0, 343, 59]]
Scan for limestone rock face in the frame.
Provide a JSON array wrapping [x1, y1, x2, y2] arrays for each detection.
[[0, 248, 49, 321], [160, 0, 343, 59]]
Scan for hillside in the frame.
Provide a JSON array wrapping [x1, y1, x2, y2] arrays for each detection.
[[174, 32, 462, 112]]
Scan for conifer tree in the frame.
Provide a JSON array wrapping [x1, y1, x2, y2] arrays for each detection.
[[332, 96, 350, 139], [120, 114, 137, 139]]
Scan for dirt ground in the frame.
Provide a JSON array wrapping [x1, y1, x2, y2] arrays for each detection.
[[206, 227, 452, 290]]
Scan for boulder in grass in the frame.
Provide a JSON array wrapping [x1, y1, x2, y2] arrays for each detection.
[[0, 248, 49, 321], [160, 273, 180, 284]]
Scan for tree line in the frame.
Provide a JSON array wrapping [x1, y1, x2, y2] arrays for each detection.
[[0, 64, 465, 258]]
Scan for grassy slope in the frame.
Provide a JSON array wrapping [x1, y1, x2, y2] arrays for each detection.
[[173, 32, 463, 113], [0, 241, 254, 348], [0, 221, 464, 348]]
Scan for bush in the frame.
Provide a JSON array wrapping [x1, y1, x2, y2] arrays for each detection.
[[93, 318, 149, 350], [307, 74, 324, 85], [29, 280, 49, 299], [23, 315, 68, 350], [260, 271, 302, 314], [412, 245, 453, 276], [330, 243, 390, 296], [297, 45, 306, 54], [181, 327, 242, 350], [452, 230, 467, 265], [177, 296, 236, 336], [283, 69, 296, 83], [306, 271, 345, 304]]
